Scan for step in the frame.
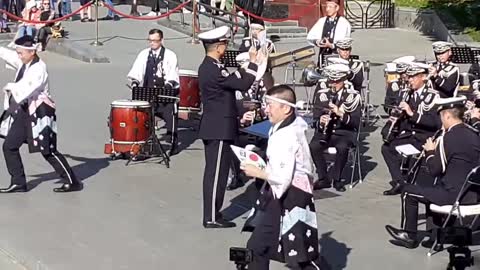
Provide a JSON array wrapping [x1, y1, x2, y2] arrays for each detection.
[[267, 26, 308, 34], [265, 20, 299, 27]]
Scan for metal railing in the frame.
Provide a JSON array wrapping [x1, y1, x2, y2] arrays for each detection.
[[345, 0, 394, 29]]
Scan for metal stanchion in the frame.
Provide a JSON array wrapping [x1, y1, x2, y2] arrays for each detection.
[[90, 0, 103, 46], [188, 0, 199, 44]]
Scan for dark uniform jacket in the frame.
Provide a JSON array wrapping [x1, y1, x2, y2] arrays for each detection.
[[426, 123, 480, 195], [395, 86, 441, 143], [312, 86, 361, 138], [430, 61, 459, 98], [348, 59, 364, 92], [198, 56, 258, 141]]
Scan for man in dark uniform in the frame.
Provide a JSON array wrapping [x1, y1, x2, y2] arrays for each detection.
[[429, 41, 460, 98], [330, 38, 364, 92], [385, 96, 480, 249], [383, 56, 414, 114], [128, 29, 180, 155], [381, 62, 441, 196], [309, 63, 361, 192], [197, 26, 259, 228]]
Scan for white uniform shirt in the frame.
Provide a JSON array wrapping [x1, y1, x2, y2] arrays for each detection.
[[127, 47, 179, 87], [307, 16, 351, 47], [265, 116, 314, 199], [0, 47, 50, 111]]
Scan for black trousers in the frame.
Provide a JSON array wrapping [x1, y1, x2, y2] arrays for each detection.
[[381, 137, 423, 184], [247, 197, 320, 270], [309, 132, 353, 182], [37, 26, 52, 48], [156, 103, 178, 137], [202, 139, 233, 223], [402, 184, 457, 234], [3, 108, 77, 186]]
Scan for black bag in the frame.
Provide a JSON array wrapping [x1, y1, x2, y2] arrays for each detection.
[[242, 181, 272, 232]]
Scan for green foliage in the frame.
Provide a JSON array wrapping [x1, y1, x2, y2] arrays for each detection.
[[396, 0, 480, 41]]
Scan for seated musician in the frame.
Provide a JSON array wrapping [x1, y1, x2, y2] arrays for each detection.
[[385, 97, 480, 249], [383, 56, 414, 113], [127, 29, 180, 155], [381, 62, 441, 196], [429, 41, 460, 98], [330, 38, 364, 92], [309, 63, 361, 192]]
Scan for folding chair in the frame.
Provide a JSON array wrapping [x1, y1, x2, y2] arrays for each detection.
[[324, 119, 363, 189], [427, 165, 480, 256]]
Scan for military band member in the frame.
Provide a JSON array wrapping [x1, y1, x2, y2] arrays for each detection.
[[429, 41, 460, 98], [127, 29, 180, 155], [197, 26, 259, 228], [241, 85, 320, 270], [309, 64, 361, 192], [307, 0, 351, 66], [385, 97, 480, 249], [332, 38, 364, 91], [0, 36, 82, 193], [383, 56, 415, 113], [381, 62, 441, 196]]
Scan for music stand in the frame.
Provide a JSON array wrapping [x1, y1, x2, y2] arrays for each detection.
[[220, 50, 241, 68], [451, 46, 475, 64], [130, 86, 179, 168]]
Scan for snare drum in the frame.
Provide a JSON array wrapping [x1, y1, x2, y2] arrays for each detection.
[[179, 69, 201, 111], [108, 100, 151, 144]]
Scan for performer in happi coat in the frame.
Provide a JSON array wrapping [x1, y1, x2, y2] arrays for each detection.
[[127, 28, 180, 155], [241, 85, 320, 270], [0, 35, 81, 193]]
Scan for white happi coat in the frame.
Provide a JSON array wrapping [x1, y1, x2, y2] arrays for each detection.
[[127, 47, 180, 87], [266, 116, 315, 199], [0, 47, 57, 154], [307, 16, 351, 46]]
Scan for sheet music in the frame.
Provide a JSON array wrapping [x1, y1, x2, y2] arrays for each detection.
[[395, 144, 421, 156], [230, 145, 266, 170]]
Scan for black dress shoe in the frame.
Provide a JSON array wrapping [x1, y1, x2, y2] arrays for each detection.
[[383, 182, 403, 196], [0, 184, 27, 193], [53, 183, 83, 193], [333, 181, 346, 192], [421, 238, 444, 252], [385, 225, 419, 248], [203, 219, 236, 229], [313, 179, 331, 190]]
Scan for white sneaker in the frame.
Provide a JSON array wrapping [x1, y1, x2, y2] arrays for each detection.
[[199, 5, 206, 12], [182, 7, 191, 13], [7, 41, 15, 48], [145, 11, 160, 16]]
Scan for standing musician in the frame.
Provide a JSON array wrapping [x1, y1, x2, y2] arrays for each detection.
[[127, 29, 180, 155], [309, 63, 361, 192], [0, 36, 82, 193], [240, 85, 320, 270], [383, 56, 415, 113], [381, 62, 441, 196], [307, 0, 351, 67], [197, 26, 260, 228], [429, 41, 460, 98], [385, 97, 480, 249]]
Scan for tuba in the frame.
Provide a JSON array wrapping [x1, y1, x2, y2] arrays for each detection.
[[301, 64, 325, 87]]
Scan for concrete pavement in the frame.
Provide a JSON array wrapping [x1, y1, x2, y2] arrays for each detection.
[[0, 5, 476, 269]]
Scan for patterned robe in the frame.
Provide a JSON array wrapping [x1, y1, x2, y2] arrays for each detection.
[[244, 114, 319, 267], [0, 48, 57, 154]]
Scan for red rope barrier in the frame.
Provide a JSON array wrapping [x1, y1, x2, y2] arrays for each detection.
[[235, 4, 312, 23], [0, 1, 93, 24], [103, 0, 191, 20]]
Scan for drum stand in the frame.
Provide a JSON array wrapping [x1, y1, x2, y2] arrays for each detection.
[[129, 86, 179, 168]]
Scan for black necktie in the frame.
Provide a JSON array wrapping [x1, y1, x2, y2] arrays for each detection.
[[15, 64, 26, 82]]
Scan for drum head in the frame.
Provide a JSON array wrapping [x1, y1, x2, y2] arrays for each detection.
[[111, 99, 151, 108], [179, 69, 198, 77]]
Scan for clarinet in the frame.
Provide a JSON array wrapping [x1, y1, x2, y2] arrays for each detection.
[[317, 86, 341, 143], [382, 89, 410, 144]]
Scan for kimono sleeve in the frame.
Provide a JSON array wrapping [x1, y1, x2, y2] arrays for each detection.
[[265, 135, 298, 194], [164, 50, 180, 89], [0, 47, 22, 70], [5, 64, 47, 103]]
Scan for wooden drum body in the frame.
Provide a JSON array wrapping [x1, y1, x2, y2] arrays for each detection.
[[109, 100, 151, 144]]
